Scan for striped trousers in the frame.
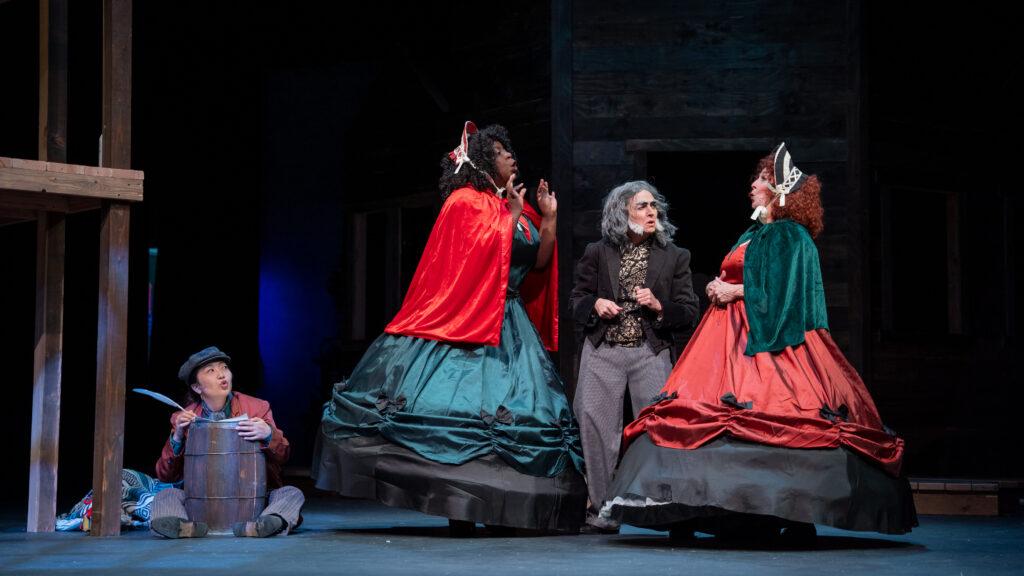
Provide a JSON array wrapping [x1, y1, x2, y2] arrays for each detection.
[[150, 485, 305, 536], [573, 339, 672, 519]]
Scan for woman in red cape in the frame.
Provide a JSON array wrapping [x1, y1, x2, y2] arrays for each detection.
[[600, 144, 917, 540], [314, 123, 585, 534]]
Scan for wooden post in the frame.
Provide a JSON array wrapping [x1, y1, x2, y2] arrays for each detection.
[[27, 0, 69, 534], [27, 212, 65, 533], [101, 0, 132, 169], [91, 0, 132, 537], [91, 202, 130, 536], [39, 0, 69, 164], [551, 0, 575, 395]]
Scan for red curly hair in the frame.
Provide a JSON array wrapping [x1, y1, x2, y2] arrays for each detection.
[[755, 154, 824, 238]]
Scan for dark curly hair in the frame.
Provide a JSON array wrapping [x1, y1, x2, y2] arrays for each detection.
[[755, 154, 824, 238], [439, 124, 515, 199]]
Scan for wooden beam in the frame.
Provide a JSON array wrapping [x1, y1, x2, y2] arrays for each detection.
[[0, 157, 142, 180], [0, 157, 143, 202], [39, 0, 68, 163], [551, 0, 575, 394], [0, 189, 101, 213], [27, 211, 65, 533], [91, 202, 130, 537], [912, 492, 998, 516], [632, 149, 647, 180], [0, 207, 38, 223], [624, 138, 848, 160], [0, 217, 32, 227], [91, 0, 133, 538]]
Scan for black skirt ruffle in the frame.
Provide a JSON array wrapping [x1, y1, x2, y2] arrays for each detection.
[[603, 434, 917, 534], [313, 434, 586, 532]]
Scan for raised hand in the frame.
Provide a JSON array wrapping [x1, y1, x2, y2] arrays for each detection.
[[505, 172, 525, 216], [536, 178, 557, 217]]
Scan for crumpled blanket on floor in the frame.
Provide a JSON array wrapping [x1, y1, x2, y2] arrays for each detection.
[[56, 468, 179, 531]]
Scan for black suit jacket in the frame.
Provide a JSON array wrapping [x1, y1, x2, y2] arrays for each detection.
[[570, 238, 699, 357]]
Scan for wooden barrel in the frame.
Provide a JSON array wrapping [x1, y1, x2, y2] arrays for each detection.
[[184, 420, 267, 534]]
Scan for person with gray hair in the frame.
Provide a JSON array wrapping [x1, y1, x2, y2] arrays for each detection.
[[570, 180, 699, 531]]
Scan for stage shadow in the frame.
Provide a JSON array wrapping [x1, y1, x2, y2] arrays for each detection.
[[331, 525, 577, 539], [610, 534, 924, 552]]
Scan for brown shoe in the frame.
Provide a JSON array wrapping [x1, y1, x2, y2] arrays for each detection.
[[233, 514, 286, 538], [151, 517, 208, 539], [579, 521, 620, 535], [581, 513, 619, 534]]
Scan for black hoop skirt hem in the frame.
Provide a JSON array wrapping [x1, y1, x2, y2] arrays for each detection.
[[602, 434, 917, 535], [313, 434, 586, 532]]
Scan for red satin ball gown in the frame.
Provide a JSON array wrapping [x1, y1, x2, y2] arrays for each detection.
[[602, 241, 917, 535]]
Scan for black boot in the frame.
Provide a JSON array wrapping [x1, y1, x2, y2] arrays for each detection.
[[668, 525, 696, 543], [448, 519, 475, 537], [485, 524, 517, 537], [779, 521, 817, 545]]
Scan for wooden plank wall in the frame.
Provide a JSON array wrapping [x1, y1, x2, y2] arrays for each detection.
[[561, 1, 865, 375]]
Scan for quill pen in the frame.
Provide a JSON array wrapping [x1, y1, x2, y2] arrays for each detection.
[[132, 388, 212, 421]]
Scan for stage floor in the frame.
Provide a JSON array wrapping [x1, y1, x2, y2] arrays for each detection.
[[1, 495, 1022, 575]]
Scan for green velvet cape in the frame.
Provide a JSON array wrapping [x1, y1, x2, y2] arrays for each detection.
[[733, 219, 829, 355]]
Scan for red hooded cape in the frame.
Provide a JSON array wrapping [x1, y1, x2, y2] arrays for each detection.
[[385, 186, 559, 351]]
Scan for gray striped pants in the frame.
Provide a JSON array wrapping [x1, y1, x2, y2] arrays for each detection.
[[574, 339, 672, 517], [150, 485, 305, 536]]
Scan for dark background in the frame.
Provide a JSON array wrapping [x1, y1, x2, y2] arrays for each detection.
[[0, 1, 1016, 515]]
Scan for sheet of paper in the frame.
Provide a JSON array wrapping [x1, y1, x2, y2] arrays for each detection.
[[213, 414, 250, 423]]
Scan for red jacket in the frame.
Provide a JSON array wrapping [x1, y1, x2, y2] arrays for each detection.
[[154, 391, 291, 489]]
